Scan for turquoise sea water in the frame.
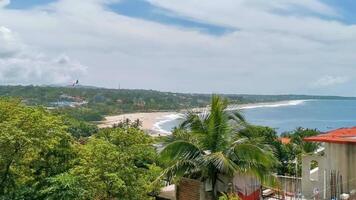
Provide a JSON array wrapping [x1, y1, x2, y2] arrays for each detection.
[[157, 100, 356, 134]]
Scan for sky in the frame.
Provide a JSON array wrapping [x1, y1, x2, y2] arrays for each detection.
[[0, 0, 356, 95]]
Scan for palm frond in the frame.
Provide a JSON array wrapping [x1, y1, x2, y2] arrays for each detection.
[[205, 96, 231, 152], [180, 112, 209, 135], [229, 139, 279, 172], [157, 159, 200, 183], [202, 152, 238, 176], [228, 111, 246, 124], [230, 138, 249, 145], [160, 140, 202, 161], [244, 167, 279, 188]]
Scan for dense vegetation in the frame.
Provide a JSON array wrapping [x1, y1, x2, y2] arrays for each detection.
[[0, 99, 160, 200], [1, 85, 355, 122], [239, 126, 320, 176]]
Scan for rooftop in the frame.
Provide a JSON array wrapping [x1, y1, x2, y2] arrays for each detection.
[[304, 127, 356, 144], [279, 137, 291, 144]]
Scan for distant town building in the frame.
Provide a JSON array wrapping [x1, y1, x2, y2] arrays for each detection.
[[302, 127, 356, 199], [51, 94, 87, 107]]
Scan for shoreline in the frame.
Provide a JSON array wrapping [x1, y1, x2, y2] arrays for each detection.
[[98, 99, 309, 136], [98, 111, 175, 129]]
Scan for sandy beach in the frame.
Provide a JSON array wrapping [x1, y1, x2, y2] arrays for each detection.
[[98, 112, 176, 135], [98, 100, 308, 136]]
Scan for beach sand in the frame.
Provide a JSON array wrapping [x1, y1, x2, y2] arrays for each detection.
[[98, 112, 175, 134]]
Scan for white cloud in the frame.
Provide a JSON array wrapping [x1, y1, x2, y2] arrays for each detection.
[[244, 0, 338, 16], [0, 0, 355, 95], [0, 26, 86, 85], [145, 0, 356, 46], [312, 75, 350, 88], [0, 0, 10, 8], [0, 26, 23, 57]]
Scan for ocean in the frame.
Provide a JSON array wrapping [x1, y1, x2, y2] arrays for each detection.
[[154, 99, 356, 134]]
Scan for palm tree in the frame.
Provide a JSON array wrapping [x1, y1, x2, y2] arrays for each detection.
[[160, 95, 278, 199]]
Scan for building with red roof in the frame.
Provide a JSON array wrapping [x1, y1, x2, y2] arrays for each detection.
[[304, 127, 356, 144], [301, 127, 356, 199]]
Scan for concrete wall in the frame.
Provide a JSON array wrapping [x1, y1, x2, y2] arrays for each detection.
[[302, 143, 356, 199], [325, 143, 349, 197], [302, 155, 325, 199], [347, 143, 356, 193]]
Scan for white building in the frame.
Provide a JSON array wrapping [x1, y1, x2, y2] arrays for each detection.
[[302, 127, 356, 199]]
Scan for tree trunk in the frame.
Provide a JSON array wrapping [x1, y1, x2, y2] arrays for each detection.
[[0, 146, 21, 195], [0, 159, 14, 195], [212, 172, 218, 199]]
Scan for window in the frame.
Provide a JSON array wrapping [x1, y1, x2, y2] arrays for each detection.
[[310, 160, 319, 181]]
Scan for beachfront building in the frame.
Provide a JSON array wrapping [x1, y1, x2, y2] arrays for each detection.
[[301, 127, 356, 199]]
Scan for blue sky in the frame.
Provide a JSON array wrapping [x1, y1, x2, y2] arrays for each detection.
[[1, 0, 356, 95], [6, 0, 234, 35], [6, 0, 356, 34], [5, 0, 55, 9], [108, 0, 235, 35], [322, 0, 356, 24]]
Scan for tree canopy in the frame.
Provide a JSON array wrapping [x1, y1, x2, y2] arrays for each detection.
[[0, 99, 161, 200], [0, 99, 75, 198]]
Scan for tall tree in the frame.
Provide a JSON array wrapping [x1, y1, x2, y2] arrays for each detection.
[[160, 95, 278, 198]]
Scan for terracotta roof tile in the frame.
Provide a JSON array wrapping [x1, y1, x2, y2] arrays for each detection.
[[304, 127, 356, 144], [279, 137, 291, 144]]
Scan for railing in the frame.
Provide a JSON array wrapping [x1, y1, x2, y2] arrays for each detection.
[[263, 175, 302, 200]]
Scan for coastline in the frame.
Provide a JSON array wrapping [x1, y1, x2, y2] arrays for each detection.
[[98, 99, 309, 136], [98, 111, 175, 130]]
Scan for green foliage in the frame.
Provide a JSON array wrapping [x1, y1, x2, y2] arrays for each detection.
[[61, 115, 98, 138], [237, 126, 322, 177], [238, 125, 289, 175], [56, 107, 104, 122], [238, 126, 321, 177], [287, 127, 320, 153], [67, 128, 161, 199], [0, 99, 76, 198], [40, 173, 86, 200], [0, 99, 161, 200], [218, 193, 241, 200], [112, 118, 143, 129], [277, 127, 321, 176]]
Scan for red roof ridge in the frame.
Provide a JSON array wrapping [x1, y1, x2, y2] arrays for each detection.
[[304, 127, 356, 144]]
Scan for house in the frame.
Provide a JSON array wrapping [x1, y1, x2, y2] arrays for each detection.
[[301, 127, 356, 199]]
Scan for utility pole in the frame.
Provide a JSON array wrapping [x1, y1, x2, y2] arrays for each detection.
[[295, 157, 298, 200]]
